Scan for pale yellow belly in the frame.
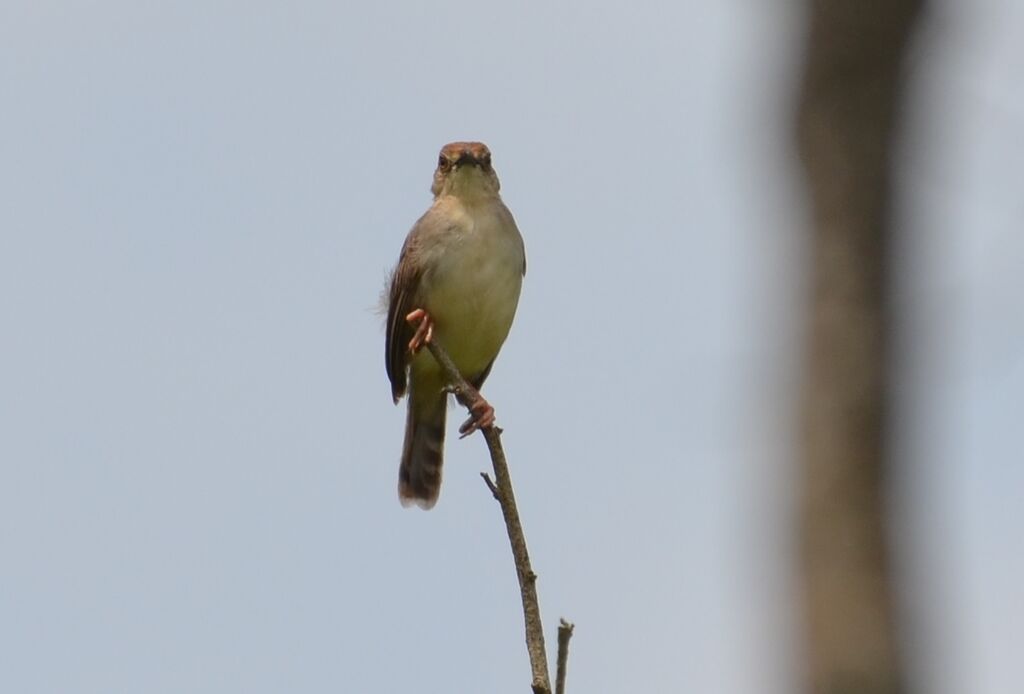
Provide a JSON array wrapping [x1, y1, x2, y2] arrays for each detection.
[[413, 236, 522, 382]]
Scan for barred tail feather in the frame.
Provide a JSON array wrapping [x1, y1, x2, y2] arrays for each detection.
[[398, 391, 447, 509]]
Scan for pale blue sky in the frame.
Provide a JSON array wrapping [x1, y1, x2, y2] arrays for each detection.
[[1, 2, 1020, 693]]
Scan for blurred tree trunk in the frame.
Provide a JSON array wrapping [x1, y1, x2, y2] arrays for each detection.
[[796, 2, 924, 694]]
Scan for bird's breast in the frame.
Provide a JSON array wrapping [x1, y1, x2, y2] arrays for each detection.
[[419, 204, 524, 378]]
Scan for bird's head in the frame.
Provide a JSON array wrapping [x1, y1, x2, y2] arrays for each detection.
[[431, 141, 501, 199]]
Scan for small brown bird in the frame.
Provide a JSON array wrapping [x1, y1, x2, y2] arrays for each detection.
[[385, 142, 526, 509]]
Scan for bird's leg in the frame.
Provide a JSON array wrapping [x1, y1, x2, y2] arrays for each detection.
[[406, 307, 494, 437], [405, 308, 434, 354], [458, 397, 495, 438]]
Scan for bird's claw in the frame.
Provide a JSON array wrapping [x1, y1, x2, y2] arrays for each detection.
[[459, 398, 495, 438], [405, 308, 434, 354]]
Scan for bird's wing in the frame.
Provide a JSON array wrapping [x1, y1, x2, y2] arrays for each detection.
[[385, 234, 421, 403], [386, 207, 459, 402]]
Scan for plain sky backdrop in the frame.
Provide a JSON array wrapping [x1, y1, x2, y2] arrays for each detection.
[[2, 2, 1021, 693]]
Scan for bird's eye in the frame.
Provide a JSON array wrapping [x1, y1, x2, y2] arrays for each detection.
[[481, 154, 492, 168], [438, 155, 450, 171]]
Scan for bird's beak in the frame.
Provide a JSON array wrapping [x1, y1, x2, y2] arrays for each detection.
[[454, 154, 482, 168]]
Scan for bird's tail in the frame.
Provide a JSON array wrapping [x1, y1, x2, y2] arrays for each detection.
[[398, 388, 447, 509]]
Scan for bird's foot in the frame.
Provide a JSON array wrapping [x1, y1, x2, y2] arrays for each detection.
[[405, 308, 434, 354], [459, 398, 495, 438]]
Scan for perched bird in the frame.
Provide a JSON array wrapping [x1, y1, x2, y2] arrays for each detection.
[[385, 142, 526, 509]]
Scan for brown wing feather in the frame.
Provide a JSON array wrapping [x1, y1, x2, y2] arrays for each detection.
[[386, 206, 466, 403], [385, 240, 421, 403]]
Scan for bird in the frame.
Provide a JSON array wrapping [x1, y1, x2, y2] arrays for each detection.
[[385, 142, 526, 509]]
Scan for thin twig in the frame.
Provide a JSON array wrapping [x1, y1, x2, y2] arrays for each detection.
[[480, 472, 500, 500], [425, 339, 553, 694], [555, 619, 575, 694]]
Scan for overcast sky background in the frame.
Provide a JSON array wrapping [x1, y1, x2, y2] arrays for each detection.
[[1, 2, 1021, 693]]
